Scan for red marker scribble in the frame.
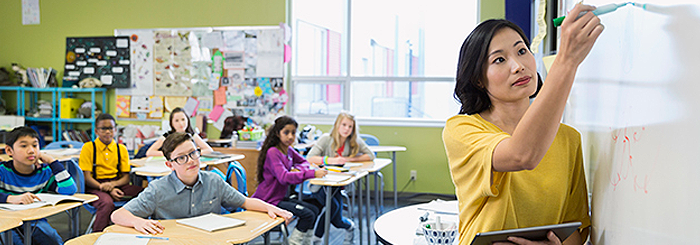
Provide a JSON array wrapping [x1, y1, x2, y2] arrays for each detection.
[[609, 127, 650, 193]]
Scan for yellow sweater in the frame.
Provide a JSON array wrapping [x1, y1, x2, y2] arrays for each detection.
[[442, 114, 590, 245]]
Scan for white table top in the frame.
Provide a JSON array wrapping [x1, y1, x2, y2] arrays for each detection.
[[368, 145, 407, 152], [374, 200, 459, 245]]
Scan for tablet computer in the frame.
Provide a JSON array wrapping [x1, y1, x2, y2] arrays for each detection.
[[470, 222, 581, 245]]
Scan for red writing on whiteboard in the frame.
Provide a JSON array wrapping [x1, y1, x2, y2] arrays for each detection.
[[610, 127, 650, 193]]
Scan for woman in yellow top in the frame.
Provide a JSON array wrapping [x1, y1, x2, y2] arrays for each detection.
[[442, 4, 603, 245]]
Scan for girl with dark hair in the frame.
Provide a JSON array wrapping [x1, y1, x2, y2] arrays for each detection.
[[442, 4, 603, 245], [146, 107, 213, 157], [251, 115, 328, 245]]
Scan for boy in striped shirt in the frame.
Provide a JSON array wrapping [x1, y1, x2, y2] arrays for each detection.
[[1, 126, 77, 245]]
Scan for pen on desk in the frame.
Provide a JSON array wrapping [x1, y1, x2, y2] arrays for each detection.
[[135, 235, 169, 240]]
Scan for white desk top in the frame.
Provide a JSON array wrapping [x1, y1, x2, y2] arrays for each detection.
[[374, 200, 458, 245]]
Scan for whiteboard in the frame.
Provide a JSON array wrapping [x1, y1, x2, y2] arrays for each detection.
[[562, 1, 700, 244]]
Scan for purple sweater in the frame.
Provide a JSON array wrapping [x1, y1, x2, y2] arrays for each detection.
[[251, 146, 315, 205]]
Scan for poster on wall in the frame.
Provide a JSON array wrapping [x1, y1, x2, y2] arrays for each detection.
[[115, 30, 154, 96], [112, 26, 286, 125], [153, 30, 194, 96], [64, 36, 131, 88]]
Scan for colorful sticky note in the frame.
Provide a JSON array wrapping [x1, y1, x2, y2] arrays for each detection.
[[214, 86, 227, 105], [209, 105, 225, 121]]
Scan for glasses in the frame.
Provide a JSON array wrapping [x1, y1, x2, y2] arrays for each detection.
[[98, 127, 115, 131], [169, 149, 201, 165]]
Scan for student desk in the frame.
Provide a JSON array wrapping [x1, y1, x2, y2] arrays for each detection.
[[129, 154, 244, 178], [1, 218, 22, 245], [65, 232, 215, 245], [309, 170, 369, 245], [0, 150, 80, 162], [103, 211, 286, 245], [211, 147, 260, 195], [374, 200, 458, 245], [0, 193, 98, 245], [367, 145, 407, 208], [345, 158, 392, 245]]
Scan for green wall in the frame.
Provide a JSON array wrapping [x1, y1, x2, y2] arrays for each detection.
[[0, 0, 505, 196]]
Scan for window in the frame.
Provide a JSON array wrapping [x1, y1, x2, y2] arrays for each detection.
[[291, 0, 477, 125]]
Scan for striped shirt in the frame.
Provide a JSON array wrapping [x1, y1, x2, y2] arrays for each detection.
[[0, 160, 77, 203]]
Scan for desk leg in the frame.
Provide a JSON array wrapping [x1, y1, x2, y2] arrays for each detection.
[[366, 175, 371, 245], [3, 230, 13, 245], [23, 222, 31, 245], [280, 223, 289, 245], [392, 151, 397, 208], [70, 207, 80, 238], [358, 178, 363, 245], [323, 186, 332, 245]]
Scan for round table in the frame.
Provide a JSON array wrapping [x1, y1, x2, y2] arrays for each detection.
[[374, 200, 459, 245]]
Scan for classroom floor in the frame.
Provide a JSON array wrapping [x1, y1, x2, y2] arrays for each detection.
[[46, 192, 455, 245]]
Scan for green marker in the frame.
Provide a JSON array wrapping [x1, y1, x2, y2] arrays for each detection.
[[553, 3, 629, 27]]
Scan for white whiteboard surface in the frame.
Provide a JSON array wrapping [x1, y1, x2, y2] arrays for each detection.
[[562, 1, 700, 244]]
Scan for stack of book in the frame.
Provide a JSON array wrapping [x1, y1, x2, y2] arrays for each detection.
[[38, 100, 53, 117], [236, 140, 263, 150], [61, 129, 91, 142], [26, 67, 56, 88]]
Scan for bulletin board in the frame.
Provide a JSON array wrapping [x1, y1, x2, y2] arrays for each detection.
[[64, 36, 131, 88], [114, 26, 288, 127]]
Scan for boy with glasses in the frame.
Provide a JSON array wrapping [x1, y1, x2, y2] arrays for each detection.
[[111, 132, 293, 235], [79, 113, 143, 232]]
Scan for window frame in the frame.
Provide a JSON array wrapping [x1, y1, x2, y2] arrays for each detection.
[[288, 0, 465, 127]]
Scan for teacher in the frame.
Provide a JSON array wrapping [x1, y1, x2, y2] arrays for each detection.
[[442, 4, 603, 245]]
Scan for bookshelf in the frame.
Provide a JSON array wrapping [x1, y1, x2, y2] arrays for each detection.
[[2, 86, 107, 143]]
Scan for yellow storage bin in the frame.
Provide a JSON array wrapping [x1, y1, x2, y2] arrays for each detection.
[[60, 98, 85, 118]]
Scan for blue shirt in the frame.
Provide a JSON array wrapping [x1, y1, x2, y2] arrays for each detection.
[[0, 160, 77, 203], [123, 171, 246, 219]]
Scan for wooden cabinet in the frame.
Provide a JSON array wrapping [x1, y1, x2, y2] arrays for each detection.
[[212, 147, 260, 196]]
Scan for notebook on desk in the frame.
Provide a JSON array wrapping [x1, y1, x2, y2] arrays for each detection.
[[0, 193, 84, 211], [201, 151, 229, 159], [176, 213, 246, 232]]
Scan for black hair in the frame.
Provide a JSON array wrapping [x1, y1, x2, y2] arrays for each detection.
[[161, 132, 195, 161], [95, 113, 115, 125], [6, 126, 39, 148], [454, 19, 543, 115], [257, 116, 298, 183], [169, 107, 195, 135]]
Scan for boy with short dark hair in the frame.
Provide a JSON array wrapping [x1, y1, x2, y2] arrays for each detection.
[[79, 113, 143, 232], [1, 126, 77, 245], [111, 132, 293, 235]]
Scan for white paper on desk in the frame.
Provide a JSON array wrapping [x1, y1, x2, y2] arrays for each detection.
[[41, 148, 81, 156], [315, 173, 352, 182], [343, 162, 363, 168], [417, 199, 459, 215], [94, 233, 150, 245], [176, 213, 246, 232], [131, 166, 171, 174]]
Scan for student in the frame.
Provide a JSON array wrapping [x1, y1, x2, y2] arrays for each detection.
[[306, 111, 373, 244], [146, 107, 213, 157], [111, 132, 292, 234], [442, 5, 603, 245], [1, 126, 77, 245], [79, 113, 144, 232], [251, 116, 328, 245]]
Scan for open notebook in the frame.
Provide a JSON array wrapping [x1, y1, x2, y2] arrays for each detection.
[[176, 213, 246, 232], [0, 193, 84, 211]]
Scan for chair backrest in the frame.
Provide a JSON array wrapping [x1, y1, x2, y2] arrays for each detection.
[[45, 141, 84, 150], [133, 140, 156, 159], [226, 161, 248, 197], [359, 133, 380, 146], [64, 159, 85, 194]]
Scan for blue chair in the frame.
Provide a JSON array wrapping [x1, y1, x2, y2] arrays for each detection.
[[45, 141, 84, 150], [359, 134, 380, 146], [223, 161, 247, 213], [133, 139, 157, 159], [226, 161, 247, 197], [65, 158, 126, 234]]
